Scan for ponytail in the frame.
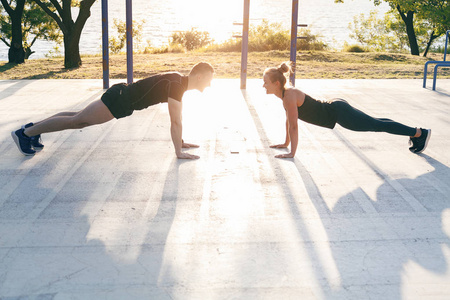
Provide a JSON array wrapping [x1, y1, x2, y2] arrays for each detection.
[[277, 62, 291, 74], [264, 61, 293, 90]]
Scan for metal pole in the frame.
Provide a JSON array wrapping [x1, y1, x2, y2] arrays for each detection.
[[126, 0, 133, 84], [444, 30, 449, 61], [240, 0, 250, 89], [289, 0, 299, 86], [101, 0, 109, 89]]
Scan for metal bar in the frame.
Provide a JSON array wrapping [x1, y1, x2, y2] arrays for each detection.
[[423, 30, 450, 89], [240, 0, 250, 89], [126, 0, 133, 84], [101, 0, 109, 89], [423, 61, 431, 88], [444, 30, 449, 62], [433, 62, 450, 90], [289, 0, 299, 86]]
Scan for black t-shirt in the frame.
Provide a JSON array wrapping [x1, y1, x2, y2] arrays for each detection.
[[297, 94, 338, 129], [126, 72, 189, 111]]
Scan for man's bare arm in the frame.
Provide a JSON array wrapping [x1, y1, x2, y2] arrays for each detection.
[[168, 98, 199, 159]]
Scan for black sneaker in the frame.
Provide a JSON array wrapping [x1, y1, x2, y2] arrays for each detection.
[[409, 128, 431, 154], [408, 137, 417, 152], [11, 128, 36, 156], [23, 122, 44, 150]]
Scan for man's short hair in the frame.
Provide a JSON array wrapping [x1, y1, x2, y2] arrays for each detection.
[[189, 62, 214, 75]]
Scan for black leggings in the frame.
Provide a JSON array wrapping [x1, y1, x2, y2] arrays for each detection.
[[331, 99, 416, 136]]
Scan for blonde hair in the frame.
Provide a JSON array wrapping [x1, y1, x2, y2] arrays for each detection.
[[263, 61, 293, 90]]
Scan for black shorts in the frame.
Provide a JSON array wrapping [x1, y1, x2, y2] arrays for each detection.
[[101, 83, 133, 119]]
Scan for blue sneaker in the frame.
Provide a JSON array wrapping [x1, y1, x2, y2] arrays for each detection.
[[11, 128, 36, 156], [23, 122, 44, 150]]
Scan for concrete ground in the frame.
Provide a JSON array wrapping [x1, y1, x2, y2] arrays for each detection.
[[0, 78, 449, 300]]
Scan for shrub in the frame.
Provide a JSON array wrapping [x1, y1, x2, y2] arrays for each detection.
[[143, 44, 185, 54], [109, 18, 145, 54], [203, 40, 241, 52], [248, 20, 290, 51], [170, 28, 212, 51], [199, 20, 327, 52], [297, 29, 328, 51], [343, 44, 366, 52]]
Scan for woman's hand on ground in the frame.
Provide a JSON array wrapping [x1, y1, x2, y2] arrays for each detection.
[[275, 153, 295, 159], [182, 142, 199, 148], [270, 144, 289, 148], [177, 152, 200, 159]]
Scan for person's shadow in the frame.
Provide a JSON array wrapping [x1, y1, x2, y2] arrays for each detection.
[[301, 154, 450, 299]]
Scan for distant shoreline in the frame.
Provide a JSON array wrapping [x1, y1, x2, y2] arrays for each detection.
[[1, 51, 448, 80], [0, 0, 392, 61]]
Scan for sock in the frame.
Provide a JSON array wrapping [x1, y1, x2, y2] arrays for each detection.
[[22, 130, 30, 138]]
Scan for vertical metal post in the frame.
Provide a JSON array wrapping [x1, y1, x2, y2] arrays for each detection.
[[101, 0, 109, 89], [126, 0, 133, 84], [240, 0, 250, 89], [289, 0, 299, 86], [444, 30, 449, 61]]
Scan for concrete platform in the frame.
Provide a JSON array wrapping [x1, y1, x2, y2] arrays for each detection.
[[0, 78, 449, 300]]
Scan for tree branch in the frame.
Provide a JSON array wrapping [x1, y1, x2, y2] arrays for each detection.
[[0, 0, 13, 15], [49, 0, 63, 16], [396, 4, 408, 23], [73, 0, 95, 38], [29, 35, 38, 47], [0, 37, 10, 47], [32, 0, 66, 34]]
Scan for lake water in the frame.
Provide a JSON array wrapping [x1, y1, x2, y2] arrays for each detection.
[[0, 0, 390, 61]]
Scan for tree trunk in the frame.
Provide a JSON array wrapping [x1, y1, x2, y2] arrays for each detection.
[[32, 0, 95, 68], [396, 5, 420, 56], [2, 0, 26, 63], [423, 30, 440, 57], [63, 33, 82, 68], [24, 48, 35, 59], [62, 0, 95, 68]]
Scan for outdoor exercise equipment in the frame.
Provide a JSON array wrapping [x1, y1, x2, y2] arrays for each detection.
[[100, 0, 303, 89], [101, 0, 133, 89], [423, 30, 450, 91]]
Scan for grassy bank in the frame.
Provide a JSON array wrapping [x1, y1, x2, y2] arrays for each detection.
[[0, 51, 448, 80]]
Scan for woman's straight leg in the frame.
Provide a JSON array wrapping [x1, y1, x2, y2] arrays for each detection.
[[332, 100, 417, 136]]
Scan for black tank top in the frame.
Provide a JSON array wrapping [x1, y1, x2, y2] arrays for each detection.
[[297, 94, 337, 129]]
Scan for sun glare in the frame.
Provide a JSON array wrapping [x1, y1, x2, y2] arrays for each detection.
[[172, 0, 243, 43]]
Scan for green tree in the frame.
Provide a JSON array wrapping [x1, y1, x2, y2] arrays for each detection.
[[109, 18, 145, 54], [419, 0, 450, 56], [0, 0, 25, 63], [392, 1, 420, 55], [32, 0, 96, 68], [336, 0, 450, 56], [349, 11, 393, 52], [349, 10, 429, 53], [0, 1, 61, 60]]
